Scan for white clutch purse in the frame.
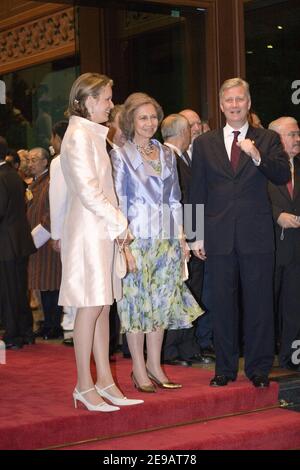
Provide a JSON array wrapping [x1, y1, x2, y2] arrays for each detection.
[[115, 238, 127, 279], [182, 258, 189, 281]]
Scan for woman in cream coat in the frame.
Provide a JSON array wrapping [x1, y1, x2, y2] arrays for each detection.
[[60, 73, 143, 411]]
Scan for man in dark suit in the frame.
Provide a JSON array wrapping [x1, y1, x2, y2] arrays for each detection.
[[161, 113, 213, 366], [0, 136, 36, 349], [179, 109, 215, 356], [106, 105, 127, 358], [188, 78, 290, 387], [268, 117, 300, 371]]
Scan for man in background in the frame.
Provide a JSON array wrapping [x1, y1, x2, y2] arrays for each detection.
[[268, 116, 300, 371], [49, 120, 74, 346], [161, 113, 213, 366], [0, 136, 36, 349]]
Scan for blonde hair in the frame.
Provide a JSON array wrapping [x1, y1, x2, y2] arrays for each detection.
[[219, 77, 250, 101], [67, 73, 113, 119], [119, 92, 164, 140]]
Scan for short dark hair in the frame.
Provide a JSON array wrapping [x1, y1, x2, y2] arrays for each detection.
[[0, 136, 8, 161], [52, 120, 69, 141], [6, 148, 20, 168]]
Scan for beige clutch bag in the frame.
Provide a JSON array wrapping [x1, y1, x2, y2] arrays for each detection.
[[182, 258, 189, 281], [115, 238, 127, 279]]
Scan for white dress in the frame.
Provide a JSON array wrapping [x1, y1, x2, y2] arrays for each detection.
[[49, 154, 67, 241], [59, 116, 127, 307]]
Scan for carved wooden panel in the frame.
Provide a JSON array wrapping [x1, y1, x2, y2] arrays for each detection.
[[0, 1, 66, 30], [119, 10, 183, 38], [9, 1, 38, 16], [0, 6, 75, 74]]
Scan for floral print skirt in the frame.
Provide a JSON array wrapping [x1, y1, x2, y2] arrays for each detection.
[[117, 239, 203, 333]]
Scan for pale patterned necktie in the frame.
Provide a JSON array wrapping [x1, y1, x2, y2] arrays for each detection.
[[230, 131, 241, 172], [182, 151, 192, 167], [287, 159, 294, 198]]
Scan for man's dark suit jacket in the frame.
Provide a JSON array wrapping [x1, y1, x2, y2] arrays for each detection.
[[188, 126, 290, 255], [176, 153, 191, 204], [0, 162, 35, 261], [268, 155, 300, 265]]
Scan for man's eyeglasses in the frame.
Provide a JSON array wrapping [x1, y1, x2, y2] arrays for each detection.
[[25, 158, 45, 164], [285, 131, 300, 138]]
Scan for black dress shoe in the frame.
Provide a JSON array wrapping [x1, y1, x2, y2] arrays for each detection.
[[251, 375, 270, 388], [187, 353, 215, 365], [162, 359, 190, 367], [43, 328, 64, 340], [210, 375, 235, 386], [5, 342, 23, 350], [201, 346, 216, 358], [62, 337, 74, 347], [23, 337, 35, 345], [34, 326, 49, 338]]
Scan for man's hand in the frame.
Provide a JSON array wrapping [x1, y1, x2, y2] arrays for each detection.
[[51, 239, 61, 252], [277, 212, 300, 229], [192, 247, 207, 260], [238, 138, 260, 163]]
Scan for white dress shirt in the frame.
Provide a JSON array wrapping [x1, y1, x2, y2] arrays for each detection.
[[223, 121, 261, 166], [223, 122, 249, 160], [49, 154, 68, 241], [164, 142, 191, 166]]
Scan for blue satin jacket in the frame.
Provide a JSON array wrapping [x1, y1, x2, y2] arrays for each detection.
[[111, 139, 183, 239]]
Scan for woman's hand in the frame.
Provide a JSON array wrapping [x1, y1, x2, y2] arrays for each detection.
[[180, 239, 191, 261], [118, 230, 134, 247], [51, 239, 61, 253], [124, 246, 137, 273]]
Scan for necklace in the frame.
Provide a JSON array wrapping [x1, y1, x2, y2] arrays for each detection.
[[134, 140, 154, 158]]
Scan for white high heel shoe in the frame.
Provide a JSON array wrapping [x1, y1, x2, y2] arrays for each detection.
[[95, 384, 144, 406], [73, 387, 120, 412]]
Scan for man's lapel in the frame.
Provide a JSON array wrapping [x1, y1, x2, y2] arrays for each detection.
[[235, 125, 257, 176], [213, 128, 233, 176], [293, 155, 300, 200]]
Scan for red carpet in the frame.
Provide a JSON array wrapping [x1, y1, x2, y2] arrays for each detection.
[[60, 408, 300, 450], [0, 343, 298, 450]]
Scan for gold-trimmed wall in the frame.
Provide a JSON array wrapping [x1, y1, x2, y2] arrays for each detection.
[[0, 1, 76, 74]]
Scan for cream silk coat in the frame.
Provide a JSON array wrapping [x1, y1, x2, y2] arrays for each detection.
[[59, 116, 127, 307]]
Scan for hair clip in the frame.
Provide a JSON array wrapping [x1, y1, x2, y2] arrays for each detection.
[[74, 98, 79, 105]]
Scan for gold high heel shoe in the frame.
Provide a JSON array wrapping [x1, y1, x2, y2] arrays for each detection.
[[73, 387, 120, 412], [146, 369, 182, 389], [131, 372, 156, 393]]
